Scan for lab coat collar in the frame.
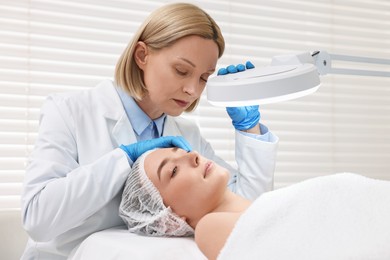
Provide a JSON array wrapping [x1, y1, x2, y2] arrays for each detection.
[[112, 112, 136, 146], [95, 80, 126, 121], [162, 116, 181, 137], [94, 80, 137, 146], [115, 87, 145, 136], [118, 91, 165, 137], [94, 80, 182, 145]]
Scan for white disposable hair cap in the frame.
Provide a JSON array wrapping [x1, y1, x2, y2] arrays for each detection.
[[119, 150, 194, 237]]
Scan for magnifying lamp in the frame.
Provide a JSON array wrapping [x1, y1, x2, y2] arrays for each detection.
[[206, 51, 390, 107]]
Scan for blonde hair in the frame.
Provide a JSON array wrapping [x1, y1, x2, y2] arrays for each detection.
[[115, 3, 225, 112]]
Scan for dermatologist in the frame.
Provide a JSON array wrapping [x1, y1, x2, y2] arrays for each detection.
[[20, 3, 278, 259]]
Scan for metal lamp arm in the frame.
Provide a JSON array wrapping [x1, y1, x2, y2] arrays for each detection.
[[312, 51, 390, 77]]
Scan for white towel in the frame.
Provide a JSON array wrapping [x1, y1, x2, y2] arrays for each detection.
[[218, 173, 390, 260]]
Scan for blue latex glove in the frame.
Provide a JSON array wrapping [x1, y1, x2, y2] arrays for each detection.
[[217, 61, 260, 130], [217, 61, 255, 75], [226, 106, 260, 131], [120, 136, 192, 162]]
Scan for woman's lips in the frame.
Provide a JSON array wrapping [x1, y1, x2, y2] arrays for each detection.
[[204, 162, 213, 178], [174, 99, 189, 107]]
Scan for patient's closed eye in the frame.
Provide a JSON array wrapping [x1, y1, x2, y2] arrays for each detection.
[[171, 166, 178, 178]]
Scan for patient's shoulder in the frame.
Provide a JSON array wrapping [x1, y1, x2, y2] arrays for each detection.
[[195, 212, 242, 260]]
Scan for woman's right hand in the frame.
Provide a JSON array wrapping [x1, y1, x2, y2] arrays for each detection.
[[120, 136, 192, 162], [226, 106, 260, 131], [217, 61, 260, 132]]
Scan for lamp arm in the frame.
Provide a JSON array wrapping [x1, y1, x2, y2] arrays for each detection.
[[312, 51, 390, 77]]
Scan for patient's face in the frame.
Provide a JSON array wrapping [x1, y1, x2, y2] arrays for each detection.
[[144, 148, 229, 222]]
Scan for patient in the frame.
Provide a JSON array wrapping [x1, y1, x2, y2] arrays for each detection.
[[119, 147, 250, 259], [119, 148, 390, 260]]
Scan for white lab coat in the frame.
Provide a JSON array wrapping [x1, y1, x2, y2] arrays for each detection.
[[20, 80, 278, 259]]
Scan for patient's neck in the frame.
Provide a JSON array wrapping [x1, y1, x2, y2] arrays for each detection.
[[213, 190, 252, 213], [188, 190, 251, 229]]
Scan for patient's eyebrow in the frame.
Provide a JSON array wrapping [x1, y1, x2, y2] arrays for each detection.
[[157, 159, 168, 181]]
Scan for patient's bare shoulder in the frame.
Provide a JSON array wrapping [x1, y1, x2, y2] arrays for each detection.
[[195, 212, 242, 260]]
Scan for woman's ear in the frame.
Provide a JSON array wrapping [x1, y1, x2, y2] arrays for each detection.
[[134, 41, 148, 70]]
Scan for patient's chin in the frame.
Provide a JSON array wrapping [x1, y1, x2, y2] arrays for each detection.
[[216, 166, 230, 183]]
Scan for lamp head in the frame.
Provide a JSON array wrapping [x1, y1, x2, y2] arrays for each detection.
[[206, 52, 322, 106]]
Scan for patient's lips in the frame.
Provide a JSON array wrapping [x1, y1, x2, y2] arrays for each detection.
[[204, 162, 213, 178]]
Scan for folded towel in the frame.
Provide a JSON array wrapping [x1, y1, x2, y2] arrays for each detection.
[[218, 173, 390, 260]]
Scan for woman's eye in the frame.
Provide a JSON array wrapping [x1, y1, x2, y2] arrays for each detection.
[[171, 166, 178, 178], [200, 74, 210, 83], [176, 69, 187, 76]]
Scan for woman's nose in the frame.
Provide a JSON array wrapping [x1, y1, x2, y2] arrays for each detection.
[[183, 79, 201, 97], [186, 151, 199, 167]]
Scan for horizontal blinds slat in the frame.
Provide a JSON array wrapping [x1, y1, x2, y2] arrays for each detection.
[[0, 196, 21, 210], [30, 0, 156, 22], [0, 133, 37, 145], [0, 158, 26, 170], [0, 171, 25, 183], [29, 47, 117, 65], [29, 59, 114, 78], [0, 120, 38, 132], [0, 145, 33, 157], [0, 82, 89, 97], [0, 184, 22, 196]]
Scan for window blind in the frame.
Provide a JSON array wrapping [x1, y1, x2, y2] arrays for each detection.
[[1, 0, 389, 209]]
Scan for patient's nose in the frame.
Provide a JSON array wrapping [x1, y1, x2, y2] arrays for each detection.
[[186, 151, 199, 167]]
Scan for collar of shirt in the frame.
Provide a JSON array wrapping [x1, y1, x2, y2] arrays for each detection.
[[116, 87, 166, 138]]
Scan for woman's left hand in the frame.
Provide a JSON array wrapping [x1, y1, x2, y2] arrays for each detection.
[[217, 61, 255, 76]]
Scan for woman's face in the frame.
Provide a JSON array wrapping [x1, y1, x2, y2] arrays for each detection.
[[144, 148, 229, 222], [135, 35, 219, 119]]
